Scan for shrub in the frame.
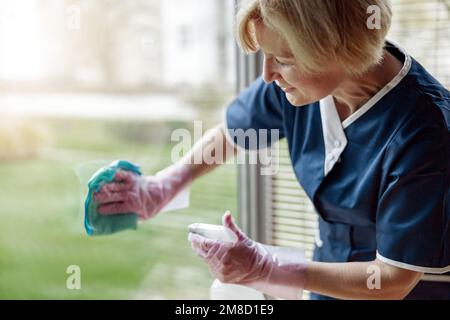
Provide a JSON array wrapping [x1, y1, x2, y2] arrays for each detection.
[[0, 117, 53, 160]]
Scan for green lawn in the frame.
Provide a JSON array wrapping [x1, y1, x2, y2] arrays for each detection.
[[0, 118, 237, 299]]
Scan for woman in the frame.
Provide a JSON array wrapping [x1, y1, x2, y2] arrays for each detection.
[[94, 0, 450, 299]]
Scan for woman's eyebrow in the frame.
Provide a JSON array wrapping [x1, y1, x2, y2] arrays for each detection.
[[261, 49, 294, 59], [277, 54, 295, 59]]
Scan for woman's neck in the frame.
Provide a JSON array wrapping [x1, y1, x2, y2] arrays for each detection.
[[332, 50, 404, 122]]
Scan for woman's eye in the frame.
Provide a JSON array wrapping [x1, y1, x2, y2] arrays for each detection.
[[275, 58, 290, 67]]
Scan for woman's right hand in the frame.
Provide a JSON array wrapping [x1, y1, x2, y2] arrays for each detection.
[[94, 163, 192, 221]]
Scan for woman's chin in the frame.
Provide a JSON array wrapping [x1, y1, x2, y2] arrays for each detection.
[[285, 92, 310, 107]]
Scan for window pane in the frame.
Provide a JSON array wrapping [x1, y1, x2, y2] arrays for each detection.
[[0, 0, 236, 299]]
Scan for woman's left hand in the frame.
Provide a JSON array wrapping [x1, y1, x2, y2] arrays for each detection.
[[189, 212, 273, 285]]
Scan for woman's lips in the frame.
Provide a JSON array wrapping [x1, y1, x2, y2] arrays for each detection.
[[275, 81, 295, 93]]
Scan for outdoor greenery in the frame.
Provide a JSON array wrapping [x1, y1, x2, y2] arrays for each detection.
[[0, 118, 237, 299]]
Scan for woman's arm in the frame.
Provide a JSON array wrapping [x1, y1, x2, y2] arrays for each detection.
[[305, 258, 423, 300], [189, 212, 424, 300], [179, 123, 238, 180], [95, 123, 238, 219]]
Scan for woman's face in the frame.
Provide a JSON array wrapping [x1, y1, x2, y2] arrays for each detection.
[[255, 23, 347, 106]]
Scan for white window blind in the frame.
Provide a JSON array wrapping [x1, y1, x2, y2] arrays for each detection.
[[388, 0, 450, 88], [266, 140, 317, 300], [267, 142, 318, 260]]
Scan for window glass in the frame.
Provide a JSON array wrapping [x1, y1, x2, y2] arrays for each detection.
[[0, 0, 236, 299]]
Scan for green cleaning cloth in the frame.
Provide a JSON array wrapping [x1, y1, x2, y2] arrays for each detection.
[[84, 160, 141, 236]]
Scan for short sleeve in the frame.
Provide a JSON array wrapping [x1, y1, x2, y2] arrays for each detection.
[[376, 120, 450, 273], [224, 77, 285, 150]]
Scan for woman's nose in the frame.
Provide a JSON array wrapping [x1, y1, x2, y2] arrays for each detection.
[[262, 57, 281, 84]]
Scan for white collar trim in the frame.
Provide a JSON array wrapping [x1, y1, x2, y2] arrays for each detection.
[[319, 43, 412, 177], [342, 44, 412, 129]]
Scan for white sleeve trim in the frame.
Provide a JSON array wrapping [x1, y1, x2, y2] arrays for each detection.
[[421, 275, 450, 283], [376, 251, 450, 274]]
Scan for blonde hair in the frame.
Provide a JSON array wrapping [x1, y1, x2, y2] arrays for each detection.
[[236, 0, 392, 75]]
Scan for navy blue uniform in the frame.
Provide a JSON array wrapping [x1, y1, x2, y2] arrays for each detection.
[[224, 42, 450, 299]]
